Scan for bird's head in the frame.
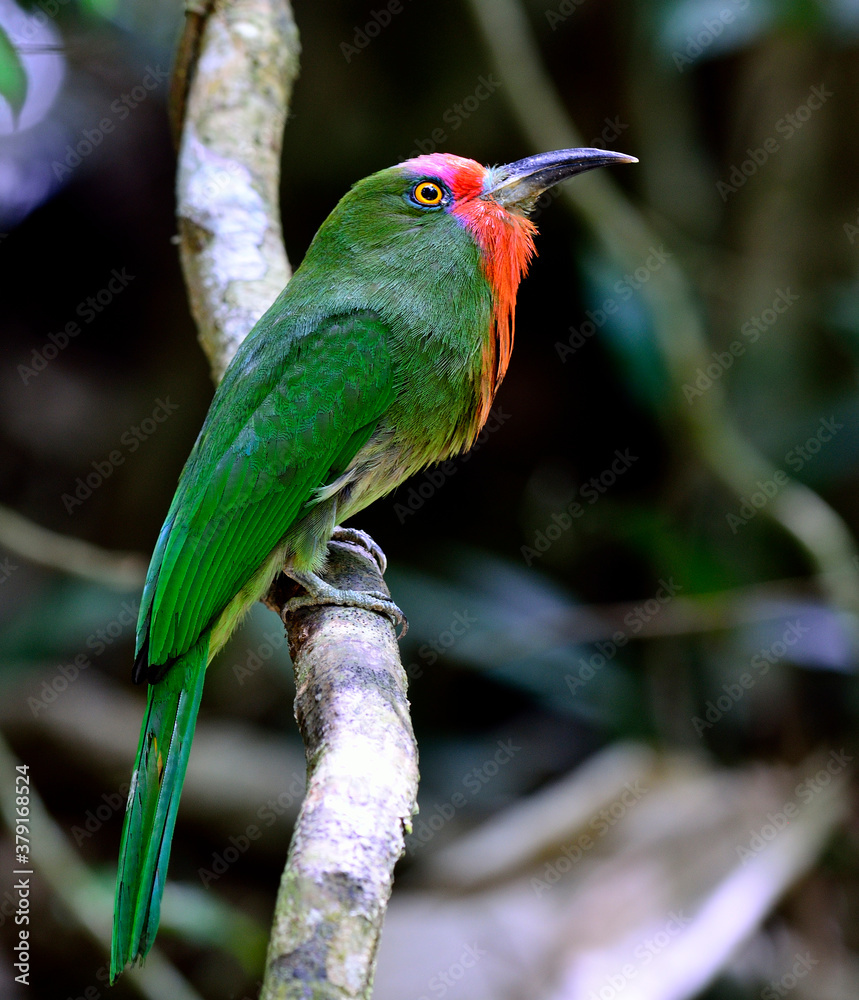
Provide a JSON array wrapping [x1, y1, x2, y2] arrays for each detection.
[[295, 147, 636, 428], [399, 148, 635, 311], [394, 148, 637, 413]]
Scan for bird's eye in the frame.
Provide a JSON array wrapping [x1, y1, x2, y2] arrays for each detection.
[[411, 180, 446, 208]]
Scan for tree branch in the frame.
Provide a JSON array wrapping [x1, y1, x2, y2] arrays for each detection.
[[175, 0, 298, 379], [262, 543, 419, 999], [173, 3, 419, 995]]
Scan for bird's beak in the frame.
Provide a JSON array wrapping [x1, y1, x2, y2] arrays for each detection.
[[483, 147, 637, 215]]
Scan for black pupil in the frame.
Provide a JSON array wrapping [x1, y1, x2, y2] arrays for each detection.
[[421, 184, 438, 201]]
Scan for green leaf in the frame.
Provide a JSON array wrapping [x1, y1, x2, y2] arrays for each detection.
[[0, 21, 26, 124], [78, 0, 120, 17]]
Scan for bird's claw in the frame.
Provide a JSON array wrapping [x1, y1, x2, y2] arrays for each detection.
[[330, 526, 388, 575], [282, 570, 408, 638]]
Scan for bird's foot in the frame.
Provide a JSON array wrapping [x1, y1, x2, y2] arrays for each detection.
[[330, 525, 387, 575], [282, 568, 408, 638]]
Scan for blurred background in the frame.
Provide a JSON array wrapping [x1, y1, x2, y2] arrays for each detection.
[[1, 0, 858, 997]]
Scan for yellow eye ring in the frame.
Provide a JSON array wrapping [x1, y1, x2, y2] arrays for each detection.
[[411, 180, 445, 207]]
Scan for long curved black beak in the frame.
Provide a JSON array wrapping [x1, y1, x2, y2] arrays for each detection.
[[483, 147, 637, 214]]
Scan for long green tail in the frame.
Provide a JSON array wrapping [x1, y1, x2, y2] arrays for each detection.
[[110, 634, 209, 981]]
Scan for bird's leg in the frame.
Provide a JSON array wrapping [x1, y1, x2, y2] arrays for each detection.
[[283, 571, 408, 637], [282, 529, 407, 637]]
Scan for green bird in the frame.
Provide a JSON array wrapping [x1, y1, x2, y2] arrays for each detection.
[[111, 146, 636, 979]]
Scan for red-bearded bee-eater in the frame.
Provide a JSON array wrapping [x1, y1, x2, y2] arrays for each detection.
[[110, 146, 637, 979]]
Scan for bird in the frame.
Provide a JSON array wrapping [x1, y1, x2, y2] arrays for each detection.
[[110, 146, 637, 979]]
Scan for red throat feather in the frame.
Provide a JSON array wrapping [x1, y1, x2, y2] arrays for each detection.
[[403, 154, 538, 433]]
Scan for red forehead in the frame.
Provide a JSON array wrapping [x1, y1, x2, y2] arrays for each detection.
[[400, 153, 486, 201]]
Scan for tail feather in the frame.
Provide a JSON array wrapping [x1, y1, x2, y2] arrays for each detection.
[[111, 634, 209, 981]]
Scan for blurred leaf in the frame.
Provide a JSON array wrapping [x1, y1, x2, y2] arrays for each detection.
[[375, 749, 851, 1000], [0, 577, 139, 664], [161, 883, 269, 974], [0, 19, 26, 123], [390, 552, 646, 732], [579, 250, 672, 416], [78, 0, 120, 17], [653, 0, 859, 65], [825, 281, 859, 354], [728, 600, 858, 672], [823, 0, 859, 32], [654, 0, 778, 64], [591, 505, 736, 594]]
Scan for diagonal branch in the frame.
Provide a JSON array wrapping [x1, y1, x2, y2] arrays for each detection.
[[0, 501, 146, 590], [173, 2, 419, 996]]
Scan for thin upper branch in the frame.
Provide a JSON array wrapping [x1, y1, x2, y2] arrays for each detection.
[[175, 0, 298, 379]]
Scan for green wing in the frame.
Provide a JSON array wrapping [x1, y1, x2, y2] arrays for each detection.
[[136, 310, 396, 676]]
